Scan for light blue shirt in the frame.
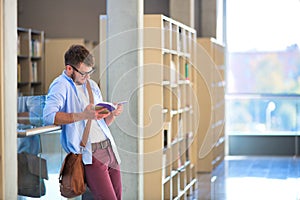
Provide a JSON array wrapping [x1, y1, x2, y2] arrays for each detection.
[[43, 71, 120, 164]]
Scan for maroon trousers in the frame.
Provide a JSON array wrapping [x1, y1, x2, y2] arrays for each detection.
[[84, 146, 122, 200]]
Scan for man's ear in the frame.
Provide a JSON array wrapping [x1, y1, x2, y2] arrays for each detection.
[[65, 65, 73, 76], [66, 65, 72, 71]]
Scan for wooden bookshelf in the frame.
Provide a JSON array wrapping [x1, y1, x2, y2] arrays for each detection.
[[143, 14, 198, 199], [99, 14, 197, 199], [17, 27, 45, 96], [195, 37, 226, 172]]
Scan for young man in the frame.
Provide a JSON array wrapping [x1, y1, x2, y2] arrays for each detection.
[[43, 45, 122, 200]]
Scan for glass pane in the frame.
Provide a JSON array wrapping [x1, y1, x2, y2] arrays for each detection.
[[227, 51, 300, 94], [17, 95, 66, 199], [226, 0, 300, 137], [226, 94, 300, 135]]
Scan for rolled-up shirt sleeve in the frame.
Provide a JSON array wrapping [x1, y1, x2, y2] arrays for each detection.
[[43, 81, 66, 125]]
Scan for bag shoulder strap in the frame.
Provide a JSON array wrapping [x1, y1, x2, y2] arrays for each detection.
[[80, 79, 94, 148]]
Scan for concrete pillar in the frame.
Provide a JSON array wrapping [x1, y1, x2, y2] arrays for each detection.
[[170, 0, 195, 28], [106, 0, 143, 199], [200, 0, 225, 42], [200, 0, 217, 37], [169, 0, 224, 42]]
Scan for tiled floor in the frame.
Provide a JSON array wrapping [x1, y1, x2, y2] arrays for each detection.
[[191, 156, 300, 200]]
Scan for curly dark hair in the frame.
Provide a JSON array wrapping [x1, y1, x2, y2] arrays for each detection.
[[64, 44, 94, 68]]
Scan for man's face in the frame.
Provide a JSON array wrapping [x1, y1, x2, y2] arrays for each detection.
[[70, 63, 95, 85]]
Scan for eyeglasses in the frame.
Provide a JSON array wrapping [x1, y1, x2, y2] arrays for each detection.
[[68, 64, 95, 77]]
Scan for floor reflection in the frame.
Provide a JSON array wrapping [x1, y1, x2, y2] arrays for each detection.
[[192, 156, 300, 200]]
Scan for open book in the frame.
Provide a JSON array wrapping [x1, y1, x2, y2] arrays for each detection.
[[95, 101, 127, 113]]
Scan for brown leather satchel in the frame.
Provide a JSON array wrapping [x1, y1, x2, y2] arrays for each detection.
[[59, 153, 86, 198], [59, 80, 94, 198]]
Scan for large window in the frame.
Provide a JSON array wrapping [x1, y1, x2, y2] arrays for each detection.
[[226, 0, 300, 135]]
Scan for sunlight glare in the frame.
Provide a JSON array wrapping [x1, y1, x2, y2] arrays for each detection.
[[227, 0, 300, 52]]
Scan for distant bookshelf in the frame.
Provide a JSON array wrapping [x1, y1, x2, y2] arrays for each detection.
[[17, 28, 45, 96], [195, 37, 226, 172]]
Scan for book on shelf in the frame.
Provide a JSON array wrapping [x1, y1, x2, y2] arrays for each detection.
[[31, 39, 41, 57], [17, 35, 21, 56], [95, 101, 127, 114], [163, 122, 171, 148], [17, 63, 21, 82], [30, 87, 35, 95], [185, 63, 189, 80], [162, 153, 167, 179], [170, 60, 177, 85], [31, 61, 38, 82]]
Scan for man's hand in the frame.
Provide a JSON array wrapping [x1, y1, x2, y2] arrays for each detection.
[[83, 104, 110, 120], [112, 104, 123, 117], [95, 107, 111, 120]]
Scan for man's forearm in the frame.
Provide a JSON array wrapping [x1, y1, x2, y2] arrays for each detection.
[[54, 112, 87, 125], [17, 112, 30, 124]]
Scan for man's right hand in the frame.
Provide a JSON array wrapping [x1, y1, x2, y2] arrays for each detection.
[[83, 104, 110, 120]]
